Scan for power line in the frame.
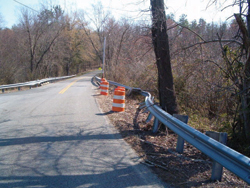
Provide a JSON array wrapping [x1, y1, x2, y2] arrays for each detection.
[[13, 0, 39, 13]]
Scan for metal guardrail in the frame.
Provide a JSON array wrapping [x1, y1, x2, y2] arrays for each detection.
[[94, 76, 250, 184], [0, 75, 76, 93]]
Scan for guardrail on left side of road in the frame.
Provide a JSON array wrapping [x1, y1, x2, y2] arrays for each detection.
[[0, 75, 76, 93]]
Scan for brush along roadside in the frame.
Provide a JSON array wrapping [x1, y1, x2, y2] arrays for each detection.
[[94, 86, 249, 188]]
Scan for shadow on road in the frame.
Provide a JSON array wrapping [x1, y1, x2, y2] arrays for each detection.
[[92, 94, 101, 97], [95, 111, 118, 116], [0, 133, 122, 147], [0, 164, 160, 188], [0, 132, 166, 187]]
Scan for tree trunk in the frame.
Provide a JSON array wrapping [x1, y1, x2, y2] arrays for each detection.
[[234, 2, 250, 141], [150, 0, 178, 115], [244, 0, 250, 141], [66, 63, 70, 76]]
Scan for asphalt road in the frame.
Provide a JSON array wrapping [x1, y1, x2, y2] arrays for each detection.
[[0, 70, 168, 188]]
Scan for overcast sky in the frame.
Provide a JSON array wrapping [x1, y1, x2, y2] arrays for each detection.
[[0, 0, 239, 28]]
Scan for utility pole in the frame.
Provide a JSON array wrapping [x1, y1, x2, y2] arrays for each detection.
[[102, 37, 106, 78]]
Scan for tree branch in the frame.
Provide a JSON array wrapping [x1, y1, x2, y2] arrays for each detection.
[[234, 13, 249, 51], [82, 25, 102, 62], [182, 39, 243, 50]]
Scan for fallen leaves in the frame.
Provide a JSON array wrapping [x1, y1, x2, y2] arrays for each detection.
[[95, 89, 249, 188]]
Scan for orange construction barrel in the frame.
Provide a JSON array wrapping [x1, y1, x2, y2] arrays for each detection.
[[112, 87, 125, 112], [100, 80, 109, 95], [99, 78, 106, 88]]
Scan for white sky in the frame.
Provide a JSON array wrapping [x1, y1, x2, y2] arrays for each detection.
[[0, 0, 239, 28]]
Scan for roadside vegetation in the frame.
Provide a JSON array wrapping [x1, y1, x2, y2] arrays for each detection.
[[0, 1, 249, 156], [0, 4, 99, 84]]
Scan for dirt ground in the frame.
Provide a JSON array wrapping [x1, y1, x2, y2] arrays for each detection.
[[94, 85, 250, 188]]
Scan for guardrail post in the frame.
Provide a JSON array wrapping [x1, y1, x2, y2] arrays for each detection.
[[146, 113, 153, 123], [152, 117, 159, 133], [93, 75, 250, 184], [173, 114, 189, 153], [205, 131, 227, 181]]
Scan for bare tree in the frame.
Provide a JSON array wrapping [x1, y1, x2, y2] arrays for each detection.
[[19, 5, 65, 79], [178, 0, 250, 141], [233, 7, 250, 141], [0, 12, 5, 29], [0, 29, 21, 84]]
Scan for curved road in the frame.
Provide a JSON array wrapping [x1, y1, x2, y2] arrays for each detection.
[[0, 70, 168, 188]]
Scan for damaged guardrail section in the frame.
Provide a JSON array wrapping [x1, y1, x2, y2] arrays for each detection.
[[94, 76, 250, 184]]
